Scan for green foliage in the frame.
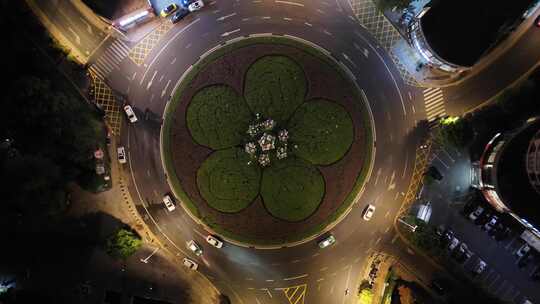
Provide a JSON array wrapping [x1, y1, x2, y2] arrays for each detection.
[[436, 116, 473, 148], [374, 0, 414, 11], [358, 288, 374, 304], [261, 157, 325, 221], [243, 56, 307, 124], [289, 99, 354, 165], [187, 85, 252, 149], [105, 228, 142, 259], [197, 148, 261, 212]]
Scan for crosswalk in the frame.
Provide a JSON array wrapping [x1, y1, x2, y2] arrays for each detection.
[[89, 39, 130, 80], [423, 87, 446, 122]]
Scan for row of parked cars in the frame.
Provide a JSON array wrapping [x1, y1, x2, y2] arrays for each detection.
[[160, 0, 204, 24], [436, 226, 487, 275]]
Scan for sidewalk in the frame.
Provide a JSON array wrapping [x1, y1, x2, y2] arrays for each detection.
[[65, 136, 220, 304], [348, 0, 459, 87]]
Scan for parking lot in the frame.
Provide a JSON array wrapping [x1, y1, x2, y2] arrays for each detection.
[[415, 144, 539, 303]]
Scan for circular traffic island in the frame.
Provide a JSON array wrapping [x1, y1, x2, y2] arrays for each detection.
[[162, 36, 374, 247]]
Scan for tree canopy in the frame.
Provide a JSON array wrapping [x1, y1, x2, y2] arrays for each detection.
[[105, 229, 142, 259]]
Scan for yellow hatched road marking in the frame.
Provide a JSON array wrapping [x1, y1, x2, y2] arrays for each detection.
[[283, 284, 307, 304]]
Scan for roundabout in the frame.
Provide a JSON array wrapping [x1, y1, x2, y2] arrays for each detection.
[[162, 37, 374, 246], [117, 1, 420, 303]]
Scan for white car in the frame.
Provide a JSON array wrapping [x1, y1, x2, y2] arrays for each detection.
[[483, 215, 498, 231], [206, 235, 223, 248], [516, 244, 531, 258], [117, 146, 127, 164], [448, 237, 459, 251], [123, 105, 138, 123], [318, 235, 336, 249], [183, 258, 198, 270], [468, 206, 484, 221], [362, 204, 376, 221], [188, 0, 204, 12], [162, 194, 176, 211], [473, 259, 487, 275], [187, 240, 203, 256]]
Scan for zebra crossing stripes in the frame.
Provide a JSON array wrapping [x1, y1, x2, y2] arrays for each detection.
[[89, 39, 130, 80], [423, 87, 446, 122]]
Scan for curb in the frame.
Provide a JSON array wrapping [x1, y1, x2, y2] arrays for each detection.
[[160, 33, 377, 250]]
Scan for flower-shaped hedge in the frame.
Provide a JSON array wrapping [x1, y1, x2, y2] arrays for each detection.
[[187, 55, 354, 222]]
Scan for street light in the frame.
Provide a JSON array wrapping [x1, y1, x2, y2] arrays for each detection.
[[140, 247, 159, 264], [398, 218, 418, 232]]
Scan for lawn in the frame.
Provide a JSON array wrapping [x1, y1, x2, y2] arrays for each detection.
[[187, 85, 252, 149], [243, 55, 307, 124], [260, 157, 325, 221], [197, 148, 261, 213], [289, 99, 354, 165]]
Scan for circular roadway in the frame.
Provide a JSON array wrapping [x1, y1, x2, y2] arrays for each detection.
[[112, 0, 425, 303]]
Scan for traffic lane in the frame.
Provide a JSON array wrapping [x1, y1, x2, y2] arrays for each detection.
[[444, 24, 540, 115], [37, 0, 103, 52]]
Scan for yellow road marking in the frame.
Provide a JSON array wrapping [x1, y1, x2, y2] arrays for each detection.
[[282, 284, 307, 304]]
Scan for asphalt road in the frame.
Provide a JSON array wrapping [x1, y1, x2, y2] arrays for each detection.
[[34, 0, 107, 57], [109, 0, 431, 303], [35, 0, 540, 303]]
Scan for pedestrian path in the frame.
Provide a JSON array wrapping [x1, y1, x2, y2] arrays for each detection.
[[89, 39, 131, 80], [422, 87, 446, 122]]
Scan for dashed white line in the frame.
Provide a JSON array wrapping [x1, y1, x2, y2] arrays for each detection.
[[283, 17, 292, 21], [146, 70, 157, 90], [304, 22, 313, 27], [262, 16, 271, 19], [161, 80, 171, 98], [275, 0, 304, 6], [217, 13, 237, 21]]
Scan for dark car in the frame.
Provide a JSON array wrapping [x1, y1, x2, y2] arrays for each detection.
[[474, 211, 492, 225], [536, 15, 540, 27], [171, 8, 190, 23], [427, 166, 443, 181], [430, 279, 447, 295]]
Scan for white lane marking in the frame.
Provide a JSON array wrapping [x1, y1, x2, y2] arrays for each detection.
[[317, 8, 325, 14], [242, 17, 251, 21], [312, 252, 320, 257], [262, 16, 271, 19], [291, 259, 301, 263], [320, 267, 328, 271], [275, 0, 304, 6], [342, 266, 352, 304], [159, 74, 164, 82], [323, 29, 332, 36], [146, 70, 157, 90], [131, 72, 137, 80], [266, 279, 274, 282], [68, 27, 81, 45], [355, 31, 406, 116], [255, 298, 262, 304], [79, 17, 93, 34], [304, 22, 313, 27], [140, 18, 200, 85], [221, 28, 241, 37], [263, 288, 272, 298], [433, 154, 450, 169], [171, 57, 177, 65], [283, 17, 292, 21], [217, 13, 237, 21], [402, 151, 409, 178], [161, 80, 171, 98], [184, 43, 192, 49], [284, 274, 308, 280], [387, 171, 396, 190]]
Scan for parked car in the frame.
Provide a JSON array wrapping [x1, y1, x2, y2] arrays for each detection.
[[162, 194, 176, 211], [453, 243, 473, 263], [441, 228, 454, 246], [206, 235, 223, 248], [426, 166, 443, 181], [188, 0, 204, 11], [430, 279, 448, 295], [182, 258, 198, 270], [181, 0, 192, 6], [362, 204, 376, 221], [483, 215, 499, 231], [516, 244, 531, 258], [160, 3, 178, 17], [318, 235, 336, 249], [171, 8, 190, 23], [448, 237, 459, 251], [123, 105, 138, 123], [473, 259, 487, 275], [469, 206, 484, 221], [117, 146, 127, 164], [474, 211, 492, 225], [186, 240, 203, 256]]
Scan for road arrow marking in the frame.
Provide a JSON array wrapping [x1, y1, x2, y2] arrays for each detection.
[[217, 12, 237, 21], [161, 80, 171, 98], [68, 27, 81, 45], [146, 70, 157, 90], [221, 28, 240, 37]]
